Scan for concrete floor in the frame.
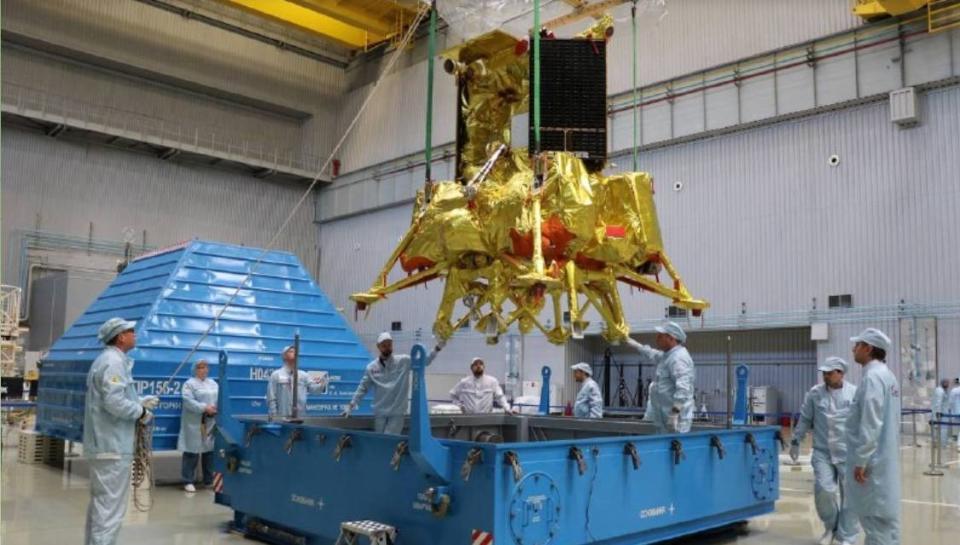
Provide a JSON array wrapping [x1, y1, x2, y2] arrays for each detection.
[[2, 439, 958, 545]]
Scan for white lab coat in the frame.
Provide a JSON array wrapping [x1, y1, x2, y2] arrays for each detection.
[[351, 350, 439, 417], [932, 386, 949, 444], [82, 346, 147, 545], [267, 366, 327, 418], [845, 360, 901, 545], [450, 374, 510, 414], [949, 385, 960, 440], [178, 377, 218, 453], [627, 339, 695, 433], [574, 378, 603, 419], [793, 381, 859, 542]]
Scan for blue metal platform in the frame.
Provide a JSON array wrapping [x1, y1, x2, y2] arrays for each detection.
[[35, 240, 372, 450], [214, 347, 781, 545]]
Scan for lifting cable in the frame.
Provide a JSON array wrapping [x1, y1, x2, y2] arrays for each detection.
[[423, 0, 437, 199], [631, 0, 639, 171], [131, 2, 433, 510]]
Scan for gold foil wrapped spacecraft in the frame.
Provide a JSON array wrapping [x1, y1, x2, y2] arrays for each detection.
[[352, 25, 707, 344]]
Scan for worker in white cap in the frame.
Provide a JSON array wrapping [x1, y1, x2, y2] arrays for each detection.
[[344, 332, 445, 434], [790, 357, 860, 545], [845, 328, 900, 545], [625, 321, 695, 433], [449, 357, 514, 414], [267, 345, 328, 419], [571, 362, 603, 418], [83, 317, 159, 545]]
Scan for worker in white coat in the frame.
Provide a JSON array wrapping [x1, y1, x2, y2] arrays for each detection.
[[625, 321, 695, 433], [790, 357, 859, 545], [178, 359, 218, 493], [343, 332, 444, 434], [932, 378, 950, 446], [949, 379, 960, 448], [845, 328, 901, 545], [267, 345, 328, 419], [571, 362, 603, 418], [450, 357, 514, 414], [83, 318, 159, 545]]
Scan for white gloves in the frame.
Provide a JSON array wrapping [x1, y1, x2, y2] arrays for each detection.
[[340, 404, 354, 418], [141, 396, 160, 410], [789, 439, 800, 463], [140, 408, 154, 424], [668, 412, 680, 432]]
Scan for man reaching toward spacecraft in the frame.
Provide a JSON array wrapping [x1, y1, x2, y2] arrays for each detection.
[[343, 332, 446, 434], [625, 321, 696, 433]]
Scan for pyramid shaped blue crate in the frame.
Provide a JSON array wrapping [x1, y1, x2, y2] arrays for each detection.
[[37, 240, 372, 450]]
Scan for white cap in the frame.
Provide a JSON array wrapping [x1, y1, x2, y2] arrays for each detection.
[[471, 357, 484, 365], [818, 356, 848, 374], [654, 321, 687, 343], [282, 345, 296, 354], [377, 332, 393, 345], [571, 362, 593, 376], [97, 317, 136, 344], [850, 328, 892, 352]]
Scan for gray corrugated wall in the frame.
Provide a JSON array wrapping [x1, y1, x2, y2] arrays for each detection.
[[601, 0, 861, 95], [1, 127, 319, 284], [1, 48, 305, 153], [618, 84, 960, 319]]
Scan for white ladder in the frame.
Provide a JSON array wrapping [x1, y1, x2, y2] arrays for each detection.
[[333, 520, 397, 545]]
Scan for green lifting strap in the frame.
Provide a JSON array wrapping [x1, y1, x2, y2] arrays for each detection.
[[424, 1, 437, 189], [632, 0, 639, 171], [533, 0, 541, 154]]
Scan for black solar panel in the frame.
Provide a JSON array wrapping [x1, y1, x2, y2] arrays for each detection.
[[530, 38, 607, 164]]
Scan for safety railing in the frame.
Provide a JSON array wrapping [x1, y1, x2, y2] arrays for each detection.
[[0, 81, 325, 176], [925, 412, 960, 476], [902, 407, 930, 447]]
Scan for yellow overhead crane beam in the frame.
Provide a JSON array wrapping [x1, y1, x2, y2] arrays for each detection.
[[219, 0, 422, 49], [852, 0, 928, 19], [287, 1, 394, 37], [852, 0, 960, 33]]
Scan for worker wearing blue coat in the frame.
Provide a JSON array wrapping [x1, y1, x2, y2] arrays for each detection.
[[790, 357, 859, 545], [178, 359, 218, 493], [344, 332, 444, 434], [571, 362, 603, 418], [845, 328, 901, 545], [267, 345, 328, 419], [83, 318, 159, 545], [626, 321, 695, 433]]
